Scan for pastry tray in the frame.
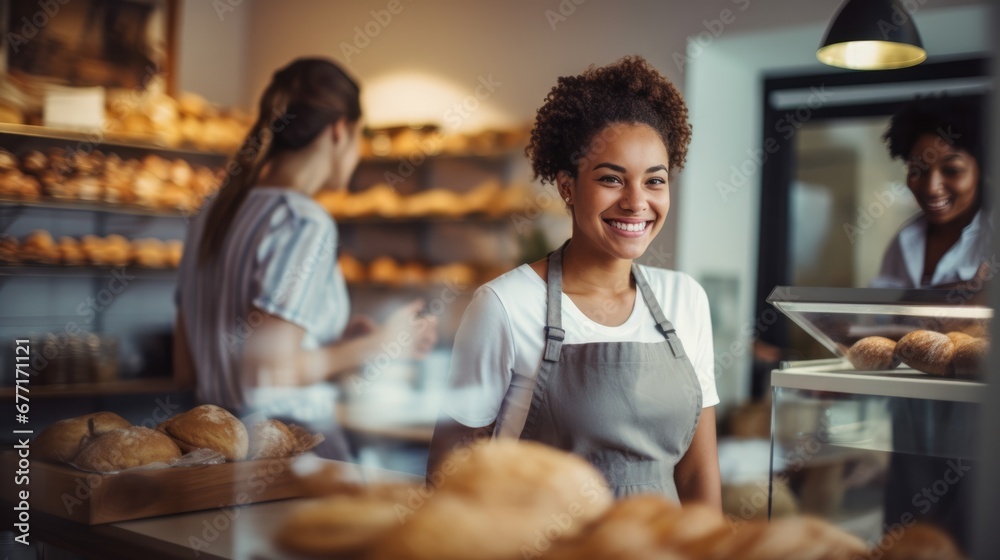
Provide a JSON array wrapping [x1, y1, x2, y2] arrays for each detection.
[[0, 452, 308, 524], [766, 286, 992, 358]]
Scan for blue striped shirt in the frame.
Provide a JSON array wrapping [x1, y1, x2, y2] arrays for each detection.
[[176, 187, 349, 414]]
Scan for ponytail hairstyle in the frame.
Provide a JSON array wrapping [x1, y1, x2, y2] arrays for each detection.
[[198, 58, 361, 264]]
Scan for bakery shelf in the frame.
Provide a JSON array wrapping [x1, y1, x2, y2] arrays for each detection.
[[0, 196, 193, 218], [360, 148, 523, 164], [335, 213, 514, 225], [0, 123, 231, 160], [0, 264, 178, 279], [0, 377, 181, 399]]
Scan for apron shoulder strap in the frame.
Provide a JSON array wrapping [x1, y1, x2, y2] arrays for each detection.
[[632, 263, 686, 358], [543, 242, 568, 362]]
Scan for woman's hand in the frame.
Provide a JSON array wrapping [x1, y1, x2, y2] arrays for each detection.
[[342, 315, 378, 340], [379, 299, 439, 360]]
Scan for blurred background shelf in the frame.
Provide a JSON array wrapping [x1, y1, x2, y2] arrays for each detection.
[[0, 377, 179, 400], [0, 196, 192, 218]]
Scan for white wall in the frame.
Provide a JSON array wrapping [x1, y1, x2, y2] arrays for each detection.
[[679, 5, 992, 408], [175, 0, 250, 107]]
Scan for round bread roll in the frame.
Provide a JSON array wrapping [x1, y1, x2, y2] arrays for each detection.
[[34, 412, 132, 463], [276, 494, 403, 558], [247, 419, 298, 460], [337, 253, 366, 283], [21, 150, 47, 174], [688, 516, 867, 560], [0, 149, 18, 172], [895, 330, 955, 376], [370, 440, 613, 560], [952, 337, 988, 380], [846, 336, 900, 370], [946, 331, 975, 347], [158, 404, 248, 461], [73, 426, 182, 473], [368, 256, 400, 286]]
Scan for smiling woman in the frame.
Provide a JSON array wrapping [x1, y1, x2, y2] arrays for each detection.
[[873, 95, 991, 289], [428, 56, 721, 507]]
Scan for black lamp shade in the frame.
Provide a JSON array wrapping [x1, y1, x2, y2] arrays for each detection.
[[818, 0, 927, 70]]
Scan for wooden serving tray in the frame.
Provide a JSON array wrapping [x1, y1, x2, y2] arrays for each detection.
[[0, 452, 307, 524]]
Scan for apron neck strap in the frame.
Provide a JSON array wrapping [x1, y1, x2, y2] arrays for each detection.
[[543, 241, 568, 362], [631, 262, 678, 336], [542, 242, 678, 361]]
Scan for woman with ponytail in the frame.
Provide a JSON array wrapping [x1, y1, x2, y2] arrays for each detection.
[[173, 58, 437, 460]]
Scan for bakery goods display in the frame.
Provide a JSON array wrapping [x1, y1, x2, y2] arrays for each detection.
[[274, 440, 958, 560], [0, 146, 223, 212], [313, 182, 542, 220], [846, 336, 900, 370], [276, 440, 613, 560], [337, 254, 484, 288], [157, 404, 249, 461], [34, 412, 132, 463], [0, 231, 185, 268], [72, 425, 183, 473]]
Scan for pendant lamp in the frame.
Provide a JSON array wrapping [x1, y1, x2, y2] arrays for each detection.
[[817, 0, 927, 70]]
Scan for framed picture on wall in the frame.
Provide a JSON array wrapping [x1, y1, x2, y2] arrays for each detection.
[[0, 0, 178, 93]]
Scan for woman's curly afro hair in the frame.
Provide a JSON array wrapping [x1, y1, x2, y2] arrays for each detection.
[[526, 56, 692, 185], [883, 95, 986, 164]]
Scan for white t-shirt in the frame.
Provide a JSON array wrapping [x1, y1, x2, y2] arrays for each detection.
[[871, 209, 992, 288], [443, 263, 719, 438]]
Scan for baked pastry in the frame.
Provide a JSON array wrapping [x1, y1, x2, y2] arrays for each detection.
[[895, 330, 955, 376], [687, 515, 867, 559], [165, 240, 184, 268], [34, 412, 132, 463], [0, 236, 19, 263], [247, 419, 298, 460], [21, 150, 47, 174], [276, 494, 403, 558], [0, 149, 18, 172], [398, 261, 428, 286], [370, 440, 613, 560], [73, 426, 182, 473], [130, 238, 168, 268], [846, 337, 900, 370], [157, 404, 249, 461], [337, 253, 366, 283], [946, 331, 975, 346], [368, 256, 400, 286], [952, 337, 988, 380]]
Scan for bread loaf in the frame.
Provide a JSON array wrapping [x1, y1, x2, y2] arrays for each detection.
[[895, 330, 954, 376], [369, 440, 612, 560], [276, 493, 405, 559], [847, 337, 900, 370], [952, 337, 988, 380], [158, 404, 248, 461], [34, 412, 131, 463], [247, 419, 297, 460], [73, 426, 182, 472]]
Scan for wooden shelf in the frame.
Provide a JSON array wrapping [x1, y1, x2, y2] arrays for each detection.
[[0, 196, 192, 218], [0, 377, 182, 399], [0, 123, 230, 159], [0, 264, 178, 278]]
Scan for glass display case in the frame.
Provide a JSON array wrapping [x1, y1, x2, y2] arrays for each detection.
[[767, 287, 988, 554]]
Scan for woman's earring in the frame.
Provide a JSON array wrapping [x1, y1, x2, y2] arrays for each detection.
[[564, 197, 571, 203]]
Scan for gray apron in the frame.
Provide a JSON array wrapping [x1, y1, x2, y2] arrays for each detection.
[[519, 244, 703, 499]]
